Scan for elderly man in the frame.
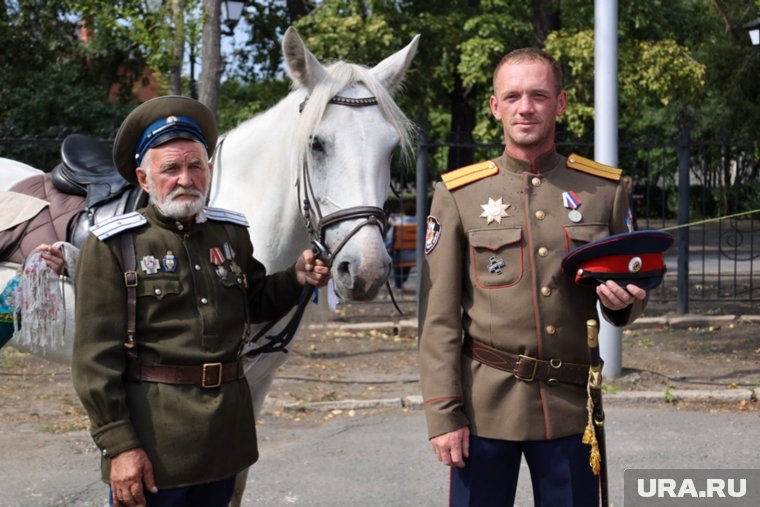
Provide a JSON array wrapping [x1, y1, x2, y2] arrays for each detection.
[[72, 96, 330, 507]]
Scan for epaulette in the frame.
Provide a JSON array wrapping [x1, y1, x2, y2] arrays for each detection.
[[90, 212, 147, 241], [203, 206, 250, 227], [566, 153, 622, 181], [441, 160, 499, 190]]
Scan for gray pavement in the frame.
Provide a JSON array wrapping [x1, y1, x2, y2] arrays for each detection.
[[3, 406, 758, 506]]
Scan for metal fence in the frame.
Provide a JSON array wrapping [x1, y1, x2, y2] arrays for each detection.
[[408, 127, 759, 313], [3, 130, 759, 313]]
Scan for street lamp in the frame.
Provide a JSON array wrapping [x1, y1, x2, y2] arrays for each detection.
[[745, 12, 760, 47], [221, 0, 245, 36]]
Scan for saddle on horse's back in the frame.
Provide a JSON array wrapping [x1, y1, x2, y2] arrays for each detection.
[[0, 135, 147, 263]]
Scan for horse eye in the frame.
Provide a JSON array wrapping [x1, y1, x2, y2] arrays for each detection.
[[310, 137, 324, 153]]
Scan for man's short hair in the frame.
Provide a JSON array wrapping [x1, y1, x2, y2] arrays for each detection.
[[492, 48, 564, 94]]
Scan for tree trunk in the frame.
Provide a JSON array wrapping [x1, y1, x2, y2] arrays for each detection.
[[169, 0, 185, 96], [531, 0, 561, 47], [286, 0, 313, 23], [199, 0, 222, 113], [446, 0, 480, 170]]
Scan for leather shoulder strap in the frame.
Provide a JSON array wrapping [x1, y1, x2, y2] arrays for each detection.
[[120, 232, 139, 359]]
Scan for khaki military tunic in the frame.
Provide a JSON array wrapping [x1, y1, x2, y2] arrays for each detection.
[[418, 150, 646, 442], [72, 203, 302, 488]]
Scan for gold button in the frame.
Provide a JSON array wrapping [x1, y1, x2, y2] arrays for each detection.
[[541, 286, 552, 297], [546, 325, 556, 335], [535, 210, 545, 220], [538, 247, 548, 257], [531, 177, 542, 187]]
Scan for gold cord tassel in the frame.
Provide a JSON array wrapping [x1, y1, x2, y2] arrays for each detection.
[[582, 380, 601, 475]]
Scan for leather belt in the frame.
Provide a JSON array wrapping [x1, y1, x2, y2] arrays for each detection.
[[463, 335, 589, 386], [125, 359, 244, 388]]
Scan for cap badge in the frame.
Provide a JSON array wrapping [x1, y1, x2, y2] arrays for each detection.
[[628, 256, 643, 273], [166, 115, 177, 124], [480, 197, 510, 225], [487, 256, 505, 275]]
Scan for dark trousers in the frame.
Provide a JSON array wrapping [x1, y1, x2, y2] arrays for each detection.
[[450, 434, 599, 507], [109, 475, 236, 507]]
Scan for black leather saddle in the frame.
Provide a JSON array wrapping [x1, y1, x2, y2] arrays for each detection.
[[50, 134, 148, 248]]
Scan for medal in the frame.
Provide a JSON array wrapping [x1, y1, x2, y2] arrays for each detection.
[[562, 191, 583, 223], [140, 255, 160, 275], [223, 242, 235, 260], [480, 197, 511, 225], [162, 251, 177, 272], [487, 256, 505, 275], [210, 247, 225, 266]]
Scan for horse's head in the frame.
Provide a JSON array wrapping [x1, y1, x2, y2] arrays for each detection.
[[283, 27, 419, 301]]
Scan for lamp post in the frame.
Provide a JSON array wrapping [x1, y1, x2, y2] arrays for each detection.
[[746, 13, 760, 47], [221, 0, 245, 36]]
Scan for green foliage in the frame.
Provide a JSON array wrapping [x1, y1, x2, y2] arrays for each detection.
[[216, 78, 291, 132]]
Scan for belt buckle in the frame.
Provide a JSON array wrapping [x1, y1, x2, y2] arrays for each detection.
[[202, 362, 223, 388], [124, 271, 138, 287], [514, 354, 538, 382]]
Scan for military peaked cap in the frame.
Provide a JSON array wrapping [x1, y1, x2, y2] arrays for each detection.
[[113, 96, 218, 184], [561, 230, 675, 290]]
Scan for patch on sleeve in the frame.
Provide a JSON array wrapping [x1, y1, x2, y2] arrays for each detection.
[[424, 216, 442, 254]]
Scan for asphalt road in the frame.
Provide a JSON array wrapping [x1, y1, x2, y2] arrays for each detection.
[[2, 405, 758, 506]]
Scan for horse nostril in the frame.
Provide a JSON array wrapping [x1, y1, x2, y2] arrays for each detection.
[[336, 261, 354, 288]]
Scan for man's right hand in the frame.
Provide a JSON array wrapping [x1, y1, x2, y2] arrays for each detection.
[[430, 426, 470, 468], [110, 448, 158, 507]]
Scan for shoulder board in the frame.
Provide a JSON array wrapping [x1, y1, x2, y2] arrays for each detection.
[[203, 207, 250, 227], [90, 212, 147, 241], [566, 153, 622, 181], [441, 160, 499, 191]]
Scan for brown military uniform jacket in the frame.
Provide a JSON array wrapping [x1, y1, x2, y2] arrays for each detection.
[[418, 149, 646, 442], [72, 203, 302, 488]]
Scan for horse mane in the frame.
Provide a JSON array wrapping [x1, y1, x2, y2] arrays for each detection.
[[292, 61, 414, 179]]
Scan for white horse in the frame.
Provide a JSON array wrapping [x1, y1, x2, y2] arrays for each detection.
[[1, 27, 419, 504]]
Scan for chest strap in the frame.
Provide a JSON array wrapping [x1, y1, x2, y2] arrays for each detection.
[[120, 232, 139, 360], [463, 335, 589, 386]]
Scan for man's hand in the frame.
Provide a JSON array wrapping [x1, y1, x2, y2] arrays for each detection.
[[110, 448, 157, 507], [597, 280, 647, 311], [30, 243, 65, 275], [295, 249, 331, 288], [430, 426, 470, 468]]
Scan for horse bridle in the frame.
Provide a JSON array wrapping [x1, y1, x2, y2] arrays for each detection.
[[296, 94, 387, 267], [246, 93, 395, 357]]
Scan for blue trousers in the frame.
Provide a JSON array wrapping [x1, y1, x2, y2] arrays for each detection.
[[109, 475, 236, 507], [450, 434, 599, 507]]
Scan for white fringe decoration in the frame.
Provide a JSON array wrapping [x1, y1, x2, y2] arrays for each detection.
[[12, 241, 78, 354]]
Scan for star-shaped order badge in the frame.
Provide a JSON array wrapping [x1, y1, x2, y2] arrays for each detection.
[[480, 197, 511, 224]]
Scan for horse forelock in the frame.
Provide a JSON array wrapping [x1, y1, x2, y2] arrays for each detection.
[[291, 61, 413, 178]]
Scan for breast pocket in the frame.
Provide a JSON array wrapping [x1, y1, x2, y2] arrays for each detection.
[[469, 227, 524, 288], [137, 278, 182, 300], [563, 223, 609, 252]]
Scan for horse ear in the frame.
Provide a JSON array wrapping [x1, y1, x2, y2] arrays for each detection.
[[370, 34, 420, 93], [282, 26, 328, 91]]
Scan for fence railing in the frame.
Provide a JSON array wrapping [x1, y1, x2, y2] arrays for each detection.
[[3, 131, 759, 312]]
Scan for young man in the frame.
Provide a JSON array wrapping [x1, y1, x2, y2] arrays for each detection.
[[72, 96, 330, 507], [418, 49, 646, 506]]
